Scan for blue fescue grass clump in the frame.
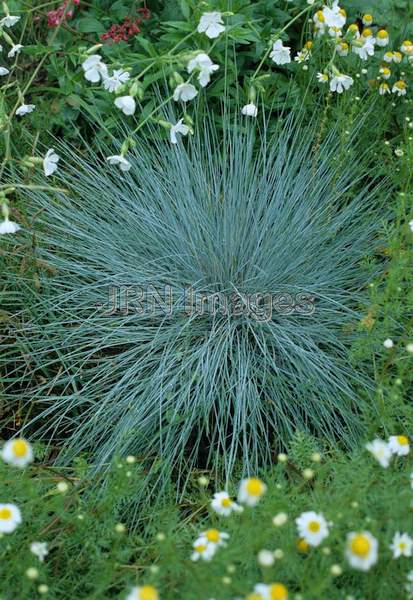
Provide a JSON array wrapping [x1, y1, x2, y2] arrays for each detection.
[[4, 112, 387, 483]]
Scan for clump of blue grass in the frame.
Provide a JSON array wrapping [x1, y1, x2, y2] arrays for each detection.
[[3, 108, 387, 490]]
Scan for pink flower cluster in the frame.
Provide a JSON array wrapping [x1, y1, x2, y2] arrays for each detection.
[[47, 0, 80, 28], [100, 8, 151, 44]]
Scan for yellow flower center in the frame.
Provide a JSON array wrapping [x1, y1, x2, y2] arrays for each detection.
[[0, 507, 12, 520], [377, 30, 388, 39], [297, 538, 309, 552], [399, 542, 406, 551], [11, 439, 28, 457], [397, 435, 409, 445], [402, 40, 413, 46], [362, 28, 373, 37], [339, 8, 346, 17], [246, 478, 264, 496], [396, 80, 406, 90], [308, 520, 321, 533], [246, 594, 263, 600], [350, 535, 371, 558], [340, 42, 349, 50], [394, 52, 402, 60], [348, 24, 359, 33], [205, 529, 220, 543], [221, 498, 232, 508], [269, 583, 288, 600], [384, 52, 393, 58], [138, 586, 158, 600], [195, 544, 207, 553], [363, 14, 372, 22], [316, 10, 325, 23], [381, 68, 390, 75], [305, 41, 313, 49]]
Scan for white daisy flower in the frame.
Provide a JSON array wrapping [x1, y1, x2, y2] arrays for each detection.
[[191, 539, 216, 561], [1, 438, 33, 467], [102, 69, 130, 93], [8, 44, 23, 58], [16, 104, 35, 116], [336, 41, 349, 56], [317, 72, 329, 83], [238, 477, 267, 507], [198, 528, 229, 549], [0, 503, 22, 533], [362, 14, 373, 26], [170, 119, 189, 144], [392, 80, 407, 96], [187, 53, 219, 87], [0, 67, 10, 76], [30, 541, 49, 562], [270, 39, 291, 65], [0, 218, 20, 235], [43, 148, 60, 177], [211, 491, 241, 516], [197, 12, 225, 39], [295, 511, 329, 547], [328, 26, 342, 38], [0, 15, 21, 27], [401, 40, 413, 55], [173, 83, 198, 103], [388, 435, 410, 456], [378, 83, 390, 95], [257, 549, 275, 567], [126, 585, 159, 600], [329, 74, 353, 93], [241, 103, 258, 117], [254, 583, 288, 600], [376, 30, 389, 47], [345, 531, 378, 571], [81, 54, 107, 83], [390, 532, 413, 558], [114, 95, 136, 116], [106, 155, 131, 171], [322, 1, 346, 29], [365, 439, 391, 468]]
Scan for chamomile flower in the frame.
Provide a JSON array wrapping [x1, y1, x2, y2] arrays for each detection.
[[2, 438, 33, 468], [362, 14, 373, 26], [114, 95, 136, 116], [126, 585, 159, 600], [241, 103, 258, 117], [376, 30, 389, 47], [102, 69, 130, 93], [16, 104, 35, 116], [173, 83, 198, 103], [383, 51, 394, 63], [336, 41, 349, 56], [401, 40, 413, 55], [0, 503, 22, 533], [238, 477, 267, 506], [322, 1, 346, 29], [379, 83, 390, 95], [365, 439, 391, 467], [388, 435, 410, 456], [106, 155, 131, 172], [317, 72, 329, 83], [313, 10, 326, 34], [393, 51, 403, 63], [187, 53, 219, 87], [379, 67, 391, 79], [328, 26, 342, 38], [295, 50, 310, 63], [43, 148, 60, 177], [392, 80, 407, 96], [295, 511, 329, 547], [191, 539, 216, 561], [330, 73, 353, 93], [211, 491, 241, 516], [345, 531, 378, 571], [198, 528, 229, 548], [170, 119, 189, 144], [197, 12, 225, 39], [254, 583, 288, 600], [270, 39, 291, 65], [390, 532, 413, 558], [30, 542, 49, 562]]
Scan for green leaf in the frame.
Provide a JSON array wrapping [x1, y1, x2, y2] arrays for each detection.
[[76, 18, 106, 34]]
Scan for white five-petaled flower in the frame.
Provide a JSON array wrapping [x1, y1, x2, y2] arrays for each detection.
[[114, 95, 136, 116], [241, 103, 258, 117], [270, 39, 291, 65], [8, 44, 23, 58], [388, 435, 410, 456], [0, 67, 10, 76], [345, 531, 378, 571], [173, 83, 198, 103], [187, 53, 219, 88], [198, 528, 229, 550], [0, 503, 22, 533], [238, 477, 267, 507], [322, 1, 346, 29], [43, 149, 60, 177], [329, 74, 353, 93], [16, 104, 35, 116], [0, 15, 21, 27], [365, 439, 391, 468], [125, 585, 159, 600], [211, 491, 241, 516], [1, 438, 33, 467], [30, 541, 49, 562], [102, 69, 130, 93], [295, 511, 329, 547], [197, 12, 225, 39], [81, 54, 107, 83], [106, 155, 131, 172], [0, 218, 20, 235], [390, 532, 413, 558], [170, 119, 189, 144]]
